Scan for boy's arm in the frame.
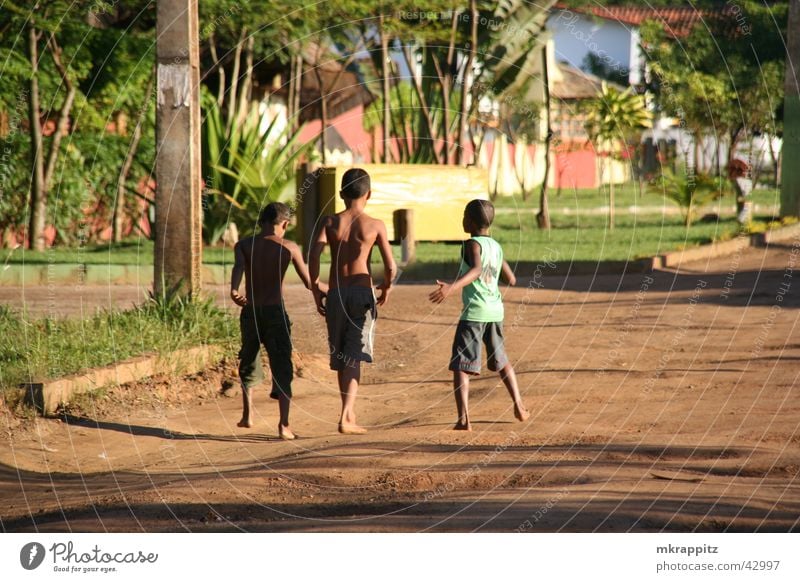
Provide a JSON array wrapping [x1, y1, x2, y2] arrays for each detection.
[[501, 260, 517, 287], [289, 242, 312, 290], [230, 243, 247, 307], [375, 220, 397, 306], [308, 217, 330, 316], [429, 240, 481, 304]]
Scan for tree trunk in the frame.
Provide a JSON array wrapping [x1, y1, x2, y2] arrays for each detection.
[[433, 53, 451, 165], [608, 176, 615, 230], [225, 28, 246, 135], [209, 34, 226, 107], [236, 36, 255, 126], [113, 70, 155, 243], [313, 63, 328, 165], [290, 55, 303, 135], [380, 15, 391, 163], [767, 133, 779, 187], [402, 43, 441, 163], [457, 0, 478, 166], [27, 25, 46, 251], [43, 38, 76, 193], [537, 43, 552, 230], [433, 12, 458, 165]]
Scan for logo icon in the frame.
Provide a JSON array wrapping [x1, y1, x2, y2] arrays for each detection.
[[20, 542, 46, 570]]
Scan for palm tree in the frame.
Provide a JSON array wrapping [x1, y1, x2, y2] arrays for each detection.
[[583, 82, 651, 229]]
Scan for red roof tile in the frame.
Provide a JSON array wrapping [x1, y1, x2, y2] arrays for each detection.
[[554, 3, 723, 38]]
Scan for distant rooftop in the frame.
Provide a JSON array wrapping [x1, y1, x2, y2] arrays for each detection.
[[552, 62, 623, 101], [554, 3, 717, 38]]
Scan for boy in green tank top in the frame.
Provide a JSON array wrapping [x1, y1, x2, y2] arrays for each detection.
[[429, 199, 530, 431]]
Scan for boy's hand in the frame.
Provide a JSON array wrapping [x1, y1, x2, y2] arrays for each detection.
[[312, 287, 327, 317], [428, 280, 453, 304], [376, 281, 392, 307], [230, 289, 248, 307]]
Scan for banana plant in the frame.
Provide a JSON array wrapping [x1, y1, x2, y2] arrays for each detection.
[[201, 95, 312, 243]]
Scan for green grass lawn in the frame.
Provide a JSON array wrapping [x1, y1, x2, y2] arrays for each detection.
[[3, 240, 236, 266], [492, 185, 781, 211], [414, 212, 744, 264], [4, 188, 780, 268]]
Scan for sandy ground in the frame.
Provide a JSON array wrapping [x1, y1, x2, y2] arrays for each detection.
[[1, 243, 799, 532]]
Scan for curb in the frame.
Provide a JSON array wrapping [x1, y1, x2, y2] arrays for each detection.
[[659, 235, 754, 269], [753, 222, 800, 247], [659, 222, 800, 269], [20, 344, 224, 415]]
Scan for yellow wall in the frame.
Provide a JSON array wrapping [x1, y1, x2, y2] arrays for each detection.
[[317, 164, 489, 241]]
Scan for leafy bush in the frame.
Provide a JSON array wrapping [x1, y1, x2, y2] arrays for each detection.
[[650, 171, 730, 227]]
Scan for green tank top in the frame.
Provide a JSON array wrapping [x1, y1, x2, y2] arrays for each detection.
[[458, 235, 504, 322]]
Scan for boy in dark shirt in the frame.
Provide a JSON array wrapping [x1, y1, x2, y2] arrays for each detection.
[[231, 202, 320, 439]]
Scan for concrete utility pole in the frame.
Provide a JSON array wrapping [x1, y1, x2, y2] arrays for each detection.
[[781, 0, 800, 217], [155, 0, 202, 297]]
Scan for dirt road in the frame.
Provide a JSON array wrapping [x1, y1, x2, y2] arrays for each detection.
[[1, 244, 798, 532]]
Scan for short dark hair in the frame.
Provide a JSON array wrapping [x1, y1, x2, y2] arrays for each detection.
[[340, 168, 371, 199], [259, 202, 292, 225], [464, 199, 495, 229]]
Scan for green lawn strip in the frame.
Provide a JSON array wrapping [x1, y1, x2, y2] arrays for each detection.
[[0, 300, 238, 392], [492, 186, 781, 212], [5, 199, 773, 268], [413, 213, 743, 265]]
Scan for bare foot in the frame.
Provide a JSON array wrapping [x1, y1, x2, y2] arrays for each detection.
[[338, 423, 367, 435], [453, 422, 472, 431], [514, 406, 530, 422], [278, 424, 297, 440], [237, 418, 253, 428]]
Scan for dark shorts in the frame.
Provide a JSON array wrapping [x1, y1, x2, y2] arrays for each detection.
[[238, 304, 293, 399], [326, 287, 377, 371], [449, 320, 509, 375]]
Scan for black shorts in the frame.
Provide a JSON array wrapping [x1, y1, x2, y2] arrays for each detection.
[[238, 304, 293, 399], [449, 320, 508, 375]]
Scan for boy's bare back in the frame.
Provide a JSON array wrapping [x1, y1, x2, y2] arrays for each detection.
[[235, 235, 306, 306], [323, 209, 390, 290]]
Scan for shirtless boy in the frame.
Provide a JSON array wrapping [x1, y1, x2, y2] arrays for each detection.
[[309, 168, 397, 435], [231, 202, 317, 440]]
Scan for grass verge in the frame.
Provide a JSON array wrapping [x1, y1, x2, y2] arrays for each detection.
[[0, 296, 237, 392]]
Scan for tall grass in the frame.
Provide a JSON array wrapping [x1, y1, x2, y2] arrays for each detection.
[[0, 295, 237, 391]]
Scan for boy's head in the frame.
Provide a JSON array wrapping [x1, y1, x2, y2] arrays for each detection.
[[463, 199, 495, 232], [258, 202, 292, 231], [340, 168, 371, 200]]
